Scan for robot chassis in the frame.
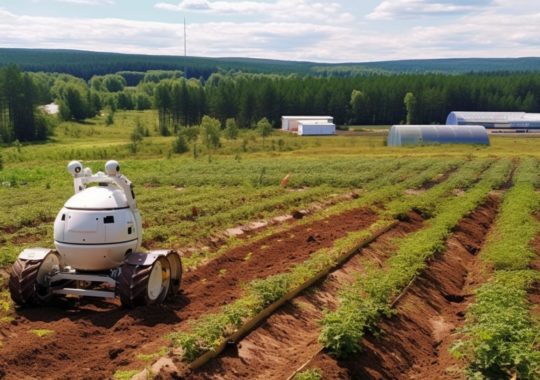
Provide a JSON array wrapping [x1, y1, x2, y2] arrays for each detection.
[[8, 160, 182, 307]]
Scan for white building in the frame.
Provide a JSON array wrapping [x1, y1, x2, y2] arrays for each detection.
[[281, 116, 335, 136], [281, 116, 334, 132], [298, 122, 336, 136], [446, 111, 540, 129]]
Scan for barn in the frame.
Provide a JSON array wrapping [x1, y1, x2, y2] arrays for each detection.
[[387, 125, 490, 146], [446, 111, 540, 130]]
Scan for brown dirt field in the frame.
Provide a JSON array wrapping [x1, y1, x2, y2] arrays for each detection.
[[304, 196, 499, 380], [0, 207, 378, 380], [188, 211, 425, 380]]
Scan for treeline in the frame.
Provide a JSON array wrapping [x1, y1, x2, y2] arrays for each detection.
[[3, 49, 540, 81], [0, 49, 319, 81], [0, 66, 53, 143], [150, 72, 540, 129], [4, 67, 540, 142]]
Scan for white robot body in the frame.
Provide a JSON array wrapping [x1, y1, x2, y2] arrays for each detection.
[[9, 160, 183, 307], [54, 186, 142, 271], [53, 164, 143, 271]]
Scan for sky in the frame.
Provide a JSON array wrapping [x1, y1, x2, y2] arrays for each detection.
[[0, 0, 538, 63]]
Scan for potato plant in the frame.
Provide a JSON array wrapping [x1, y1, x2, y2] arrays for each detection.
[[451, 158, 540, 379], [318, 159, 512, 357]]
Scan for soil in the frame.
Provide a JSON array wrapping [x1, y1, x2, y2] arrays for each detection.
[[162, 191, 361, 257], [0, 207, 378, 380], [188, 211, 425, 380], [303, 196, 500, 380]]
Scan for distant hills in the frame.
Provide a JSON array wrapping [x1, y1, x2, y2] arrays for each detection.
[[1, 48, 539, 79]]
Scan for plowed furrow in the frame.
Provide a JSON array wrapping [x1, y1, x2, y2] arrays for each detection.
[[303, 196, 500, 380], [0, 207, 378, 380], [188, 212, 425, 380]]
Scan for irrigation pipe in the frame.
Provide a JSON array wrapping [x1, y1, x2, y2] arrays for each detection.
[[188, 220, 399, 371]]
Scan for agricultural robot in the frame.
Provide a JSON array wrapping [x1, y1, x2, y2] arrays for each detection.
[[8, 160, 182, 307]]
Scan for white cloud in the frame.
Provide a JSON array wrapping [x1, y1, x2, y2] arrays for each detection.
[[0, 1, 539, 63], [367, 0, 490, 20], [55, 0, 115, 5], [155, 0, 354, 23]]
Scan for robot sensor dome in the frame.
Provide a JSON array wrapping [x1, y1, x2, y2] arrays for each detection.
[[105, 160, 120, 176], [67, 160, 83, 177]]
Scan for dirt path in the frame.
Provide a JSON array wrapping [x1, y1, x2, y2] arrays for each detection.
[[0, 207, 378, 380], [188, 211, 425, 380], [302, 196, 500, 380]]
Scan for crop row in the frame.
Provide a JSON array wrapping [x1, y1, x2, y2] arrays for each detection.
[[385, 157, 494, 219], [450, 157, 540, 379], [0, 156, 441, 232], [0, 157, 450, 268], [166, 158, 485, 363], [180, 157, 463, 272], [318, 158, 512, 357]]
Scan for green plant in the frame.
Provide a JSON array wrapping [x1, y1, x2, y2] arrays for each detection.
[[450, 271, 540, 380], [173, 134, 189, 154], [130, 122, 145, 153], [105, 110, 114, 126], [224, 118, 239, 140], [319, 159, 511, 357], [256, 117, 273, 147], [113, 369, 141, 380], [201, 115, 221, 155], [450, 158, 540, 379], [293, 368, 323, 380]]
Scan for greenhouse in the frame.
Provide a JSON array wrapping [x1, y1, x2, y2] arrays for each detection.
[[387, 125, 490, 147], [446, 111, 540, 129]]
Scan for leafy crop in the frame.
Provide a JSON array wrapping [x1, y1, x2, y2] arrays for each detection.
[[451, 157, 540, 379], [319, 159, 511, 357], [293, 368, 323, 380], [168, 159, 473, 362]]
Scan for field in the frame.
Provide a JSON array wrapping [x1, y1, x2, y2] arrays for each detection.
[[0, 111, 539, 379]]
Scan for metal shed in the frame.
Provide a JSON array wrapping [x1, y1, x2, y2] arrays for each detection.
[[446, 111, 540, 129], [281, 116, 333, 132], [388, 125, 490, 146], [297, 122, 336, 136]]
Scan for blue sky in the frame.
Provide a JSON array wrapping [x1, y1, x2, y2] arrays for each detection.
[[0, 0, 538, 62]]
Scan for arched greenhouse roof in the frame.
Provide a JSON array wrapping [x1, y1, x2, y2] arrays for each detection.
[[388, 125, 490, 147], [446, 111, 540, 129]]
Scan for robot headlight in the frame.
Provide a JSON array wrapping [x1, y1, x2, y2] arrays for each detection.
[[105, 160, 120, 176], [67, 160, 83, 177]]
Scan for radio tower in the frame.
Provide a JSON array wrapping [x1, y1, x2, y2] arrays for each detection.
[[183, 16, 187, 79]]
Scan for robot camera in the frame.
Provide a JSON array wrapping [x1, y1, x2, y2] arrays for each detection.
[[105, 160, 121, 176], [67, 160, 83, 177]]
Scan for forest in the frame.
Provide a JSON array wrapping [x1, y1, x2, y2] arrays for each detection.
[[1, 63, 540, 143], [2, 49, 540, 80]]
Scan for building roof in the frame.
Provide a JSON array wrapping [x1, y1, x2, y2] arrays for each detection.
[[281, 116, 333, 120]]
